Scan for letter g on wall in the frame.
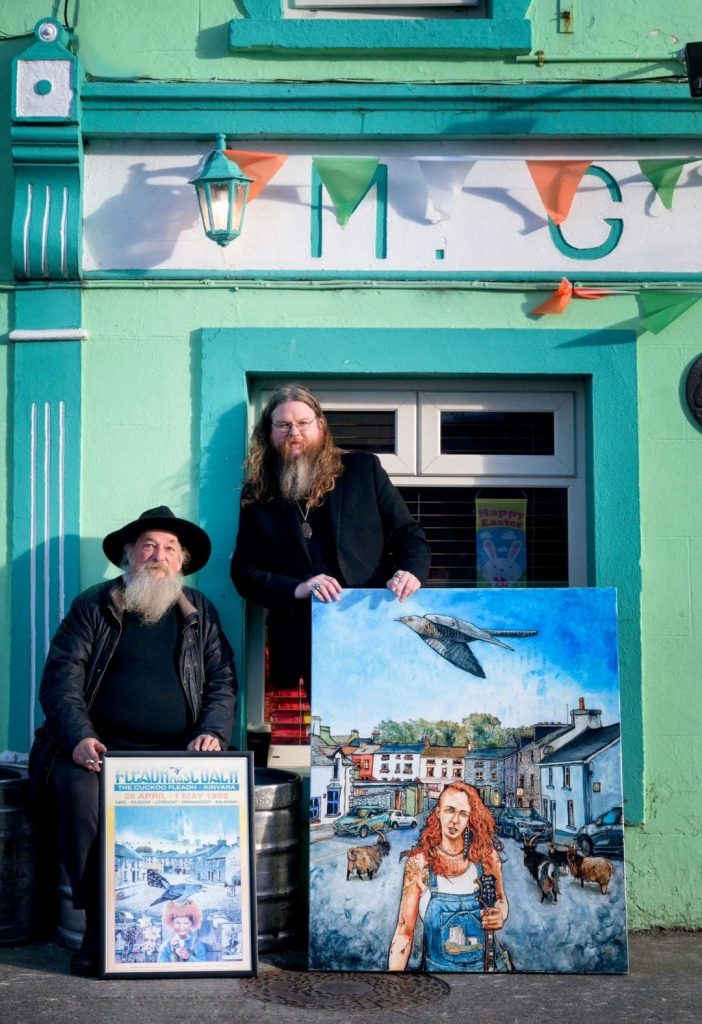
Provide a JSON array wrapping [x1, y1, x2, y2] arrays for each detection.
[[548, 165, 623, 262]]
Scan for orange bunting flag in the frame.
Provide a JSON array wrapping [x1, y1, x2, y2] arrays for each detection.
[[532, 278, 574, 315], [223, 150, 288, 203], [526, 160, 592, 225], [532, 278, 614, 316]]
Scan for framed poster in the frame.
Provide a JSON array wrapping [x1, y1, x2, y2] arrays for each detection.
[[100, 751, 257, 978], [309, 588, 628, 974]]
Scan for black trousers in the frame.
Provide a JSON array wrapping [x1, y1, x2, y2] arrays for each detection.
[[49, 752, 101, 924]]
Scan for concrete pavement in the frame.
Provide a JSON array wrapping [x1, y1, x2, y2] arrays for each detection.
[[0, 931, 700, 1024]]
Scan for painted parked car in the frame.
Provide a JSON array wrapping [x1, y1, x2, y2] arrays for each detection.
[[576, 806, 624, 857], [332, 806, 391, 838], [498, 806, 554, 843], [388, 809, 418, 830]]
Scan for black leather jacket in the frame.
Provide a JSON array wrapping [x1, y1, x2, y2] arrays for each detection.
[[36, 578, 237, 757]]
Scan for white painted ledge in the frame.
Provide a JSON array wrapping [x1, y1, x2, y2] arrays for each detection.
[[9, 328, 88, 342]]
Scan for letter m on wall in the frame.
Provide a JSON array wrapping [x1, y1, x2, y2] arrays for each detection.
[[311, 159, 388, 260]]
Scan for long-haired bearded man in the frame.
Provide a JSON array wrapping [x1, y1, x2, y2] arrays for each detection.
[[230, 383, 431, 702]]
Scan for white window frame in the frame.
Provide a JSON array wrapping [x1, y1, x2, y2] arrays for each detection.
[[306, 378, 589, 585], [419, 389, 576, 477], [316, 390, 417, 476]]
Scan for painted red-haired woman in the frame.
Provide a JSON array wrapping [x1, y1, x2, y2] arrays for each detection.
[[388, 782, 510, 972]]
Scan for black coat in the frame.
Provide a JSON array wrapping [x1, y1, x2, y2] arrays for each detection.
[[230, 452, 431, 689], [32, 579, 238, 769]]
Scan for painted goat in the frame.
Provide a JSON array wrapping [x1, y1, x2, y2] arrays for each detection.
[[523, 834, 560, 903], [346, 830, 391, 881], [566, 846, 614, 895], [548, 842, 571, 874]]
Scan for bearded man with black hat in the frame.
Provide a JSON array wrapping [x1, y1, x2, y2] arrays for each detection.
[[29, 507, 238, 976]]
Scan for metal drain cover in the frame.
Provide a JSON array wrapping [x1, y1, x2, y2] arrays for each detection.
[[240, 969, 450, 1010]]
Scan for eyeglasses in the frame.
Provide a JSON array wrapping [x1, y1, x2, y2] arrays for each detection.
[[271, 418, 318, 434]]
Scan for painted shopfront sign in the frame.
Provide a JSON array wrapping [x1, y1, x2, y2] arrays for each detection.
[[83, 141, 701, 276]]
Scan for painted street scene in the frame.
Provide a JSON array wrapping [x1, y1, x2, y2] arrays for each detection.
[[309, 588, 628, 974], [107, 804, 245, 967]]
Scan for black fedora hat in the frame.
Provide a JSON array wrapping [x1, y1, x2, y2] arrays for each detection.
[[102, 506, 211, 575]]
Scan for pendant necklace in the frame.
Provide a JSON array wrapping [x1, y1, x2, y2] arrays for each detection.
[[296, 501, 313, 540]]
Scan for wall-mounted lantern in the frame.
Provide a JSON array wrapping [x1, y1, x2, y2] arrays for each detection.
[[189, 134, 253, 246]]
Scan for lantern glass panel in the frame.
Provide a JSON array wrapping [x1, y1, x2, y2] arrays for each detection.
[[196, 186, 211, 232], [232, 184, 248, 230], [210, 183, 233, 232]]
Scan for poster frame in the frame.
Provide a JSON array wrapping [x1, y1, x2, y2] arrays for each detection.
[[100, 750, 257, 978]]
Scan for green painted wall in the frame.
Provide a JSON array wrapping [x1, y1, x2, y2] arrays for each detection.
[[630, 321, 702, 929], [2, 283, 701, 926], [0, 0, 696, 83], [69, 284, 700, 929], [2, 0, 702, 929], [0, 29, 18, 751]]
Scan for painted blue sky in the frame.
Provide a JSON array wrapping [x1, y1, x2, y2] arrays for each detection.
[[312, 588, 620, 736], [115, 805, 240, 847]]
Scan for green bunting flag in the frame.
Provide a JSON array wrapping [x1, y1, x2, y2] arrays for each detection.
[[637, 159, 697, 210], [312, 157, 380, 226], [639, 291, 702, 334]]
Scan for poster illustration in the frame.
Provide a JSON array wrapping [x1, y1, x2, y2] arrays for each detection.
[[101, 752, 257, 977], [309, 588, 627, 974], [475, 498, 527, 588]]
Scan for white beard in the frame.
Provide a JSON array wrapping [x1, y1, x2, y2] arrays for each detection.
[[123, 565, 183, 625]]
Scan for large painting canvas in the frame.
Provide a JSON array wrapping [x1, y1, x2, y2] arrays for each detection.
[[309, 588, 628, 974]]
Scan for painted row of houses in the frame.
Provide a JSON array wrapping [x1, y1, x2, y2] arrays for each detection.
[[114, 839, 241, 891], [310, 699, 622, 837]]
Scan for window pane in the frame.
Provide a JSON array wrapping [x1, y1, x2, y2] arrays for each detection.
[[399, 486, 569, 587], [326, 410, 395, 452], [440, 411, 554, 456]]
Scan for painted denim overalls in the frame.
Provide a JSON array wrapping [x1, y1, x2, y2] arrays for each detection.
[[422, 863, 485, 972]]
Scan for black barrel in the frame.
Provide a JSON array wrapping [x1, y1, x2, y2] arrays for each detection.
[[55, 765, 305, 953], [254, 767, 303, 952], [0, 765, 33, 945]]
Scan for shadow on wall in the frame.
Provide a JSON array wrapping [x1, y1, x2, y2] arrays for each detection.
[[195, 395, 250, 748], [196, 20, 234, 61], [83, 162, 200, 270], [7, 536, 112, 755], [196, 400, 248, 621]]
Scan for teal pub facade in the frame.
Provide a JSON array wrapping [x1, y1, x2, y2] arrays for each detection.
[[1, 1, 702, 929]]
